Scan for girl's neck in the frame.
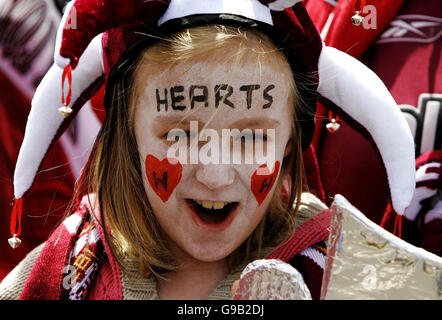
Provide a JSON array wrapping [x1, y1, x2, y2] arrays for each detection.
[[156, 257, 229, 300]]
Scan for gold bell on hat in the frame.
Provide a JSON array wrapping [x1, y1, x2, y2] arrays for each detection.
[[59, 64, 73, 118], [351, 11, 364, 26], [8, 234, 22, 249], [58, 105, 73, 118]]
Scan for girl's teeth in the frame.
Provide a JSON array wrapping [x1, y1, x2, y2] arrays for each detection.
[[213, 202, 225, 210], [197, 200, 228, 210], [202, 201, 213, 209]]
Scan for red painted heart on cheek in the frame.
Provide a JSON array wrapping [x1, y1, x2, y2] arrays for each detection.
[[145, 155, 183, 202], [251, 161, 281, 206]]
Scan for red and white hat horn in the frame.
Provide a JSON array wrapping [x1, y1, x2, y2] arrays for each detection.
[[9, 0, 415, 248]]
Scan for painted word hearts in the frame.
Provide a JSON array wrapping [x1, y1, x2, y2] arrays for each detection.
[[155, 84, 275, 111]]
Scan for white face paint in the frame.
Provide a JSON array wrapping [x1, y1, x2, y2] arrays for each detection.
[[133, 55, 294, 263]]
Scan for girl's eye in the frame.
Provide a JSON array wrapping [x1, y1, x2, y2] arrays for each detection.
[[235, 131, 268, 142], [164, 129, 197, 140], [252, 132, 267, 142], [166, 130, 186, 139]]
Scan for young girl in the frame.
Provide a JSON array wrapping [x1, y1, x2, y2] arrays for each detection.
[[0, 0, 415, 300]]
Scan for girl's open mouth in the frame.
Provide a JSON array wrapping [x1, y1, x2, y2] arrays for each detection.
[[186, 199, 239, 230]]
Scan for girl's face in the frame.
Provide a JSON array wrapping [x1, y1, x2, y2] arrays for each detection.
[[134, 55, 293, 263]]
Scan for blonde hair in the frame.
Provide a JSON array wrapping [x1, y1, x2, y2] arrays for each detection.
[[76, 25, 305, 277]]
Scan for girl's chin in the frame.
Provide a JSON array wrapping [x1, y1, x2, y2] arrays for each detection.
[[177, 236, 238, 263], [186, 249, 233, 263]]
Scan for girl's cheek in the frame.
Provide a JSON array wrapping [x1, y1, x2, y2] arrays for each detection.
[[234, 160, 281, 206], [251, 161, 281, 206], [144, 154, 183, 202]]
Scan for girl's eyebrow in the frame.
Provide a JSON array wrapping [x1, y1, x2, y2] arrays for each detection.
[[229, 117, 280, 128], [152, 115, 279, 131], [152, 115, 206, 132], [153, 115, 205, 124]]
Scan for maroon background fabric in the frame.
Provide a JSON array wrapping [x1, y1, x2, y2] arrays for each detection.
[[0, 69, 75, 281], [307, 0, 441, 225], [381, 150, 442, 256]]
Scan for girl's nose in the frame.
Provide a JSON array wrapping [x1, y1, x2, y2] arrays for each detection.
[[195, 164, 235, 190]]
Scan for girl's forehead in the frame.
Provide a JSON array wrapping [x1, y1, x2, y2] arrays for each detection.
[[138, 59, 289, 89], [134, 59, 292, 124]]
